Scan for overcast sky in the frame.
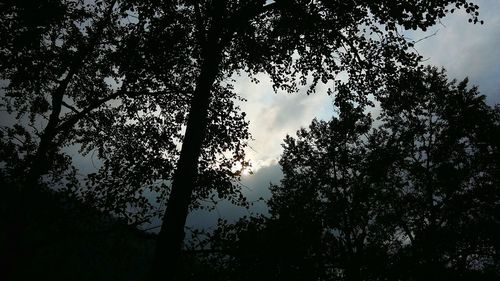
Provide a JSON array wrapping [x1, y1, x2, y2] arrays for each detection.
[[185, 0, 500, 229], [239, 0, 500, 173], [3, 1, 499, 230]]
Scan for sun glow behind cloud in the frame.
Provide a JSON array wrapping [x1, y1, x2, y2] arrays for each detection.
[[232, 73, 335, 174], [231, 0, 500, 178]]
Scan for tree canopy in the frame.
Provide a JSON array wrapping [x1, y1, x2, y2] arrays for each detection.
[[0, 0, 491, 280], [206, 66, 500, 281], [0, 0, 250, 222]]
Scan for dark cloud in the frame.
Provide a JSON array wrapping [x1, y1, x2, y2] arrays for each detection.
[[185, 162, 283, 230]]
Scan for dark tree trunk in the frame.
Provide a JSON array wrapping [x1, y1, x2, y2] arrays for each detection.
[[13, 7, 113, 277], [9, 59, 77, 281], [24, 1, 114, 188], [150, 19, 224, 280], [25, 87, 65, 188]]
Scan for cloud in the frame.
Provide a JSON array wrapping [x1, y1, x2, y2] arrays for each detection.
[[185, 160, 283, 230], [240, 159, 283, 200], [406, 0, 500, 103], [233, 74, 334, 172], [234, 0, 500, 177]]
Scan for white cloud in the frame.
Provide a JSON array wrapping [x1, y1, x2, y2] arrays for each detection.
[[233, 74, 334, 173], [232, 1, 500, 197], [236, 0, 500, 175], [407, 0, 500, 103]]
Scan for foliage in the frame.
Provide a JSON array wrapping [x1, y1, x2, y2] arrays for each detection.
[[0, 0, 491, 279], [143, 2, 485, 278], [205, 67, 500, 281], [0, 0, 251, 225]]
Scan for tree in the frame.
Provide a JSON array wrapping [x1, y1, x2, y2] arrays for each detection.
[[205, 66, 500, 281], [0, 1, 486, 279], [0, 1, 137, 277], [1, 0, 251, 277], [207, 100, 389, 281], [143, 1, 483, 279], [375, 67, 500, 279], [1, 0, 125, 188]]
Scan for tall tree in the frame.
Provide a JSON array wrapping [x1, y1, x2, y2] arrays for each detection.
[[1, 3, 253, 281], [1, 0, 252, 230], [375, 67, 500, 279], [1, 0, 124, 188], [144, 1, 483, 279], [205, 66, 500, 280], [0, 1, 136, 277], [1, 2, 253, 278]]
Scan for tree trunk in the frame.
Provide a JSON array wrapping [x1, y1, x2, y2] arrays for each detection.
[[25, 88, 65, 188], [15, 7, 114, 276], [150, 21, 224, 280], [24, 1, 114, 188]]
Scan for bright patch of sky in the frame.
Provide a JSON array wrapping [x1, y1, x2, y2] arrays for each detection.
[[187, 0, 500, 229], [4, 0, 499, 230], [235, 0, 500, 176]]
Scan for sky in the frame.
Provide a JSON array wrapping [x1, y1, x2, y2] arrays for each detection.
[[2, 1, 499, 231], [185, 0, 500, 229], [239, 0, 500, 174]]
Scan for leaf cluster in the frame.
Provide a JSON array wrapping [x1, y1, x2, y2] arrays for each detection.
[[203, 66, 500, 281]]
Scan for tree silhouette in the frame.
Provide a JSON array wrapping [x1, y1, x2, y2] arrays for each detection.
[[1, 0, 126, 188], [1, 2, 137, 277], [0, 1, 489, 280], [1, 0, 251, 278], [374, 67, 500, 280], [205, 66, 500, 281], [1, 0, 251, 222], [143, 2, 484, 279]]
